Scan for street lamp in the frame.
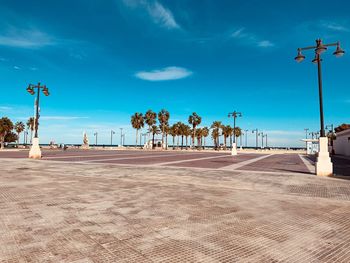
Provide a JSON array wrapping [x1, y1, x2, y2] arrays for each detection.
[[264, 134, 268, 148], [120, 128, 123, 147], [259, 132, 264, 149], [295, 39, 344, 176], [252, 129, 259, 149], [110, 130, 115, 146], [94, 132, 98, 146], [26, 83, 50, 159], [228, 111, 242, 155]]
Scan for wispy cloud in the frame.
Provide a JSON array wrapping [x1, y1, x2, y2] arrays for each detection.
[[231, 27, 246, 38], [0, 27, 55, 48], [322, 21, 349, 32], [231, 27, 274, 48], [258, 40, 274, 47], [13, 65, 20, 70], [123, 0, 180, 29], [0, 106, 13, 111], [40, 116, 89, 120], [135, 66, 192, 81]]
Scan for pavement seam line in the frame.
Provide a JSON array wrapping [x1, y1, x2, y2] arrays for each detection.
[[298, 154, 315, 174], [218, 154, 273, 170], [148, 154, 231, 166], [80, 152, 210, 163]]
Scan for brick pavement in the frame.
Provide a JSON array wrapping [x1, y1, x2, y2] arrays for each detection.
[[0, 158, 350, 262]]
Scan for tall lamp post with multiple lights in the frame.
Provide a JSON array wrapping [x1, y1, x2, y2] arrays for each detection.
[[295, 39, 345, 176], [228, 111, 242, 155], [252, 129, 259, 149], [26, 83, 50, 159], [110, 130, 115, 146]]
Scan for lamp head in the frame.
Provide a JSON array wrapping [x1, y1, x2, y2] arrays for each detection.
[[42, 86, 49, 96], [26, 85, 35, 95], [333, 43, 345, 57], [315, 39, 327, 54], [295, 49, 305, 62]]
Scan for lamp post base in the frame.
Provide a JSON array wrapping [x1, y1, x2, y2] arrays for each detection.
[[231, 143, 238, 156], [29, 138, 42, 159], [315, 137, 333, 177]]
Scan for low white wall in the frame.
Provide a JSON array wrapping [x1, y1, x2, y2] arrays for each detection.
[[334, 129, 350, 156]]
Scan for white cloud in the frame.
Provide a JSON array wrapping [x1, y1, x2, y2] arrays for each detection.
[[0, 27, 54, 48], [123, 0, 180, 29], [40, 116, 89, 120], [0, 106, 13, 111], [230, 27, 274, 48], [258, 40, 274, 47], [135, 66, 192, 81], [13, 65, 20, 70], [231, 28, 246, 38], [29, 67, 38, 71], [323, 22, 349, 32]]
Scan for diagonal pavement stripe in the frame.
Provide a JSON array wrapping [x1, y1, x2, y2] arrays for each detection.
[[150, 154, 230, 166], [219, 154, 273, 170]]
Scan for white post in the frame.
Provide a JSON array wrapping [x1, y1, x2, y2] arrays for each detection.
[[315, 137, 333, 176]]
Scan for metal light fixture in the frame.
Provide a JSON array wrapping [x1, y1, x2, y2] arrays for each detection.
[[42, 86, 50, 96], [295, 49, 305, 62], [333, 43, 345, 57], [315, 39, 327, 54], [26, 85, 35, 95], [312, 55, 319, 64]]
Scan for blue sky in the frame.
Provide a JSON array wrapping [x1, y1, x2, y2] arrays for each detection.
[[0, 0, 349, 146]]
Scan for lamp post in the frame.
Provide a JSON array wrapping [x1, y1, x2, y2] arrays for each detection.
[[295, 39, 345, 176], [26, 83, 50, 159], [252, 129, 259, 149], [228, 111, 242, 156], [259, 132, 264, 149], [244, 129, 249, 147], [110, 130, 115, 146], [120, 128, 123, 147], [94, 132, 98, 146]]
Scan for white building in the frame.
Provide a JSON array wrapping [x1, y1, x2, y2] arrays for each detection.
[[334, 129, 350, 156]]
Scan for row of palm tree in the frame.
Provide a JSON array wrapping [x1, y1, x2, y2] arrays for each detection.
[[131, 110, 242, 150]]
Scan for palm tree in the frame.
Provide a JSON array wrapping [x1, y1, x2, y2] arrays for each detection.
[[184, 125, 191, 149], [169, 124, 178, 150], [0, 117, 14, 149], [202, 127, 209, 149], [188, 112, 202, 148], [221, 125, 233, 150], [164, 124, 170, 150], [196, 128, 203, 148], [150, 125, 160, 149], [234, 126, 242, 143], [131, 113, 144, 148], [158, 109, 170, 149], [211, 121, 222, 150], [177, 122, 187, 150], [145, 110, 156, 143], [27, 117, 35, 144], [14, 121, 25, 147]]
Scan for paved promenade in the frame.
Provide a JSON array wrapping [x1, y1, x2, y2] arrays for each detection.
[[0, 151, 350, 262]]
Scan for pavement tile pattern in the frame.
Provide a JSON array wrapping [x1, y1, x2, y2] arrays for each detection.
[[0, 155, 350, 262]]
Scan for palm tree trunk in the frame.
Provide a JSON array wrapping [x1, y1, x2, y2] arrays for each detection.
[[135, 129, 138, 148], [177, 136, 179, 148], [162, 126, 165, 149], [181, 136, 184, 150], [172, 136, 175, 150], [192, 127, 196, 148], [152, 133, 155, 149], [185, 136, 188, 149], [165, 133, 168, 150]]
